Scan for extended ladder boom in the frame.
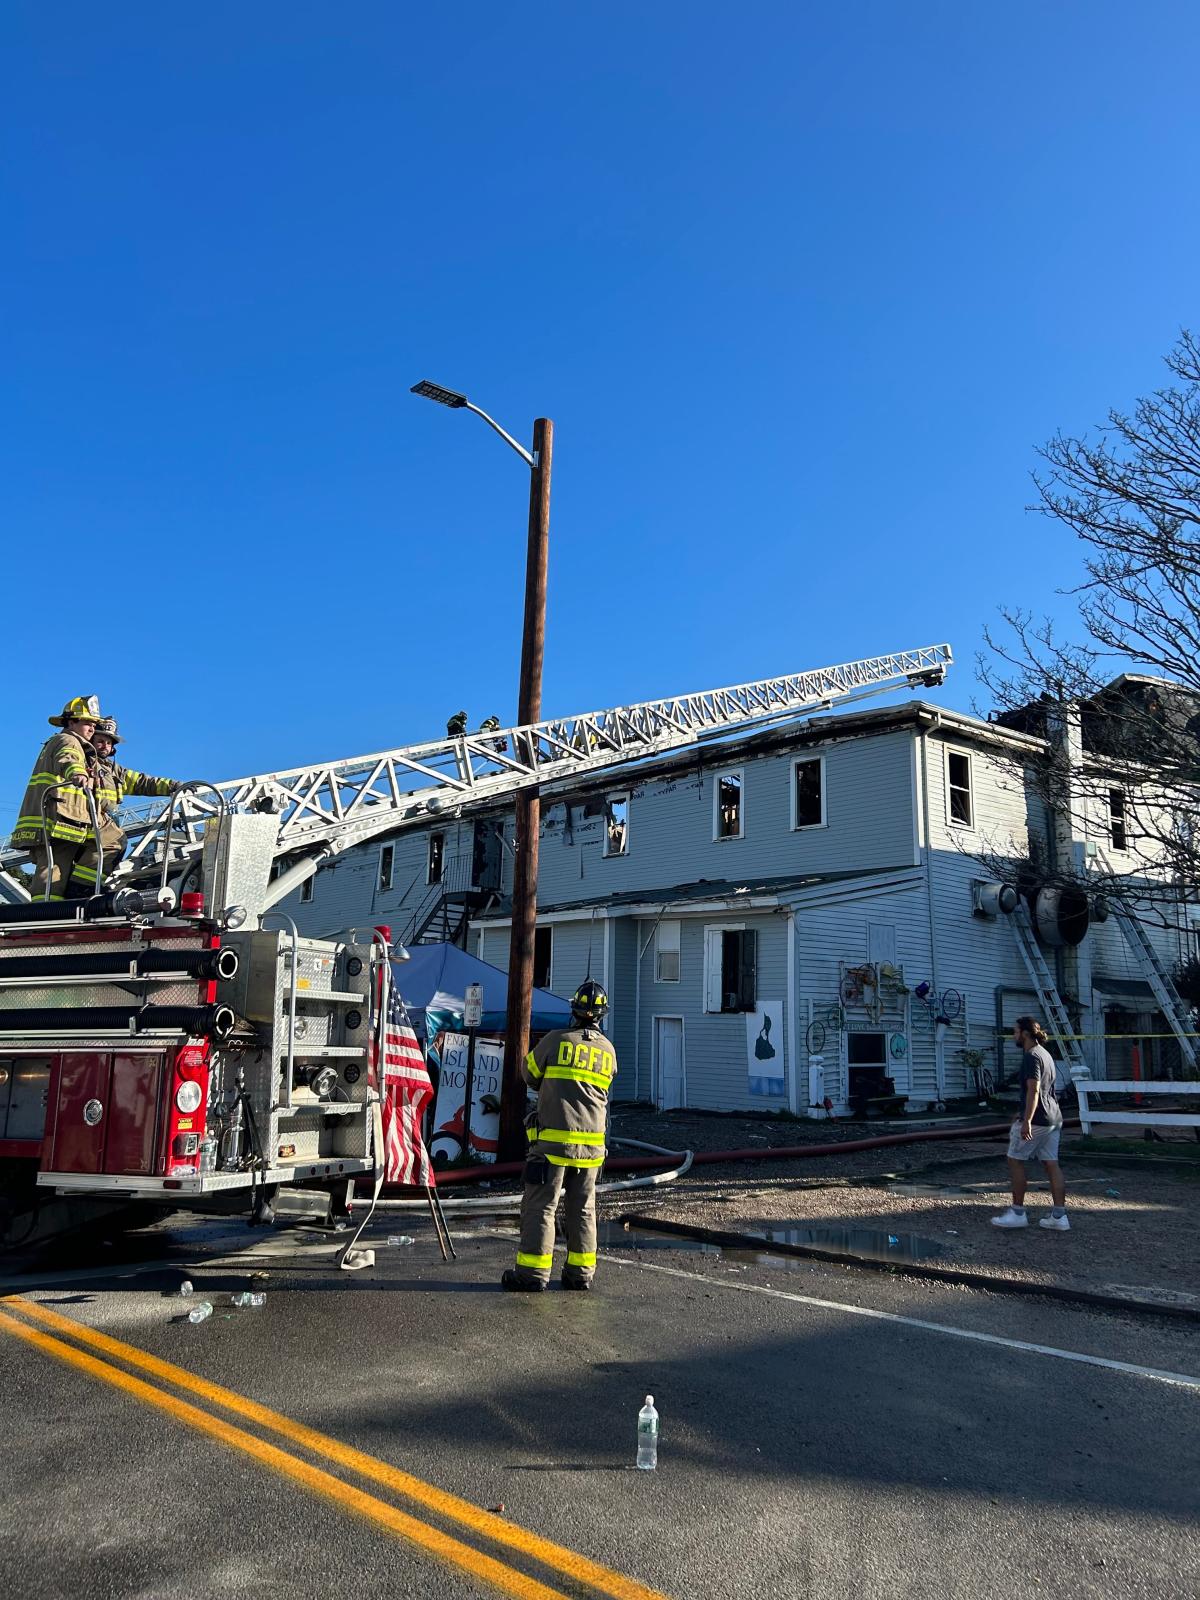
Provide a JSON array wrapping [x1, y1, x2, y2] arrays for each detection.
[[100, 643, 951, 883]]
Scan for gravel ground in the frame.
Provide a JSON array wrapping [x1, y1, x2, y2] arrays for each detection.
[[604, 1106, 1200, 1306]]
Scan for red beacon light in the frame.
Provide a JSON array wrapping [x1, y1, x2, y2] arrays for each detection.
[[180, 891, 206, 919]]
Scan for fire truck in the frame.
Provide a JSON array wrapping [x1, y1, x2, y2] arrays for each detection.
[[0, 646, 953, 1249]]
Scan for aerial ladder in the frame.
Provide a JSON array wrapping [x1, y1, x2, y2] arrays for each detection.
[[100, 643, 955, 905], [0, 644, 951, 1244]]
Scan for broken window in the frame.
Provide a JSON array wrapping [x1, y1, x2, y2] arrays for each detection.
[[427, 832, 444, 885], [704, 927, 756, 1013], [1109, 788, 1128, 852], [793, 756, 824, 829], [604, 794, 629, 857], [300, 875, 315, 904], [378, 844, 394, 892], [714, 770, 743, 839], [947, 750, 973, 828]]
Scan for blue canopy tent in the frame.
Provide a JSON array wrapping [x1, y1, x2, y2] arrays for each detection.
[[392, 942, 572, 1038]]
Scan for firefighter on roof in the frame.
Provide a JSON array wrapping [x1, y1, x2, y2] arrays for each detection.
[[501, 978, 616, 1294], [12, 696, 103, 900], [87, 717, 179, 886]]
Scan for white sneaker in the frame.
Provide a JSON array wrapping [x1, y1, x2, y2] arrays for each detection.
[[1039, 1214, 1071, 1231], [991, 1208, 1028, 1229]]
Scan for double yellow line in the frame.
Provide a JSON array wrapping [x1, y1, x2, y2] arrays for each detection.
[[0, 1298, 668, 1600]]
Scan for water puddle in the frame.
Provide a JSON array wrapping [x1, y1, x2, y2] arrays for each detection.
[[460, 1218, 949, 1268], [757, 1223, 948, 1263], [607, 1220, 949, 1266]]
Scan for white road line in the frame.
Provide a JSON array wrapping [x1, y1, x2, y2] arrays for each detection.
[[610, 1257, 1200, 1392]]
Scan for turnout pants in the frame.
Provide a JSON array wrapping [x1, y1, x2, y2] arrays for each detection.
[[30, 820, 126, 900], [514, 1156, 600, 1286]]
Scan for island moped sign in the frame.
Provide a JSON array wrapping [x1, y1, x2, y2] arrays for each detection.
[[429, 1032, 502, 1163]]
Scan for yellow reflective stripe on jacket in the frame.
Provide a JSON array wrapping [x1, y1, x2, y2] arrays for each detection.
[[566, 1250, 596, 1268], [524, 1050, 544, 1081], [543, 1064, 614, 1089], [516, 1251, 552, 1270], [28, 770, 87, 785], [546, 1152, 604, 1168], [533, 1127, 605, 1146]]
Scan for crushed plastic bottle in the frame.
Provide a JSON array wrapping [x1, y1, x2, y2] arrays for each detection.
[[636, 1395, 659, 1471], [388, 1235, 415, 1247], [187, 1301, 213, 1324], [231, 1291, 266, 1309], [178, 1280, 194, 1297]]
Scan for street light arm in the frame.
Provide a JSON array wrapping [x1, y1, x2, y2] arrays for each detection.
[[464, 401, 537, 469]]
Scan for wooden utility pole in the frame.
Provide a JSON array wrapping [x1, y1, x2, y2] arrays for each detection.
[[499, 417, 553, 1160]]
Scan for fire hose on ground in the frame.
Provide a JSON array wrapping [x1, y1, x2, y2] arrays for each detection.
[[362, 1120, 1034, 1213]]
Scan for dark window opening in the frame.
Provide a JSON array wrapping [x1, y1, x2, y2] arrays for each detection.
[[720, 929, 756, 1013], [300, 876, 314, 903], [716, 772, 742, 839], [948, 752, 973, 827], [533, 926, 553, 990], [427, 832, 444, 885], [846, 1031, 887, 1066], [379, 844, 394, 892], [795, 758, 823, 828], [1109, 788, 1128, 851]]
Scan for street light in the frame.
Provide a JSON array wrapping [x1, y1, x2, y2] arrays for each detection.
[[410, 379, 553, 1162]]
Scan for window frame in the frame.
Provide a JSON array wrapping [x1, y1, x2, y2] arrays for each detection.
[[603, 792, 630, 858], [378, 843, 394, 893], [713, 767, 745, 842], [427, 831, 445, 885], [654, 918, 681, 983], [790, 753, 827, 831], [300, 875, 315, 904], [945, 747, 974, 830], [1108, 787, 1128, 852], [702, 923, 756, 1014]]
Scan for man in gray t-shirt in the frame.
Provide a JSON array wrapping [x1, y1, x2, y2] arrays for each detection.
[[992, 1015, 1070, 1232]]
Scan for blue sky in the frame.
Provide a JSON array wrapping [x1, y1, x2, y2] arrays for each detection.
[[3, 2, 1198, 816]]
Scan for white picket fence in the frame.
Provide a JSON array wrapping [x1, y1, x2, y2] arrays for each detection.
[[1075, 1078, 1200, 1135]]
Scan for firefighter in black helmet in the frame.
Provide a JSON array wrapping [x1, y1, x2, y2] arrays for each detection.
[[501, 979, 617, 1293]]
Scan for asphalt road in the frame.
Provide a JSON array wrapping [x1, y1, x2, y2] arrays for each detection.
[[1, 1212, 1198, 1600]]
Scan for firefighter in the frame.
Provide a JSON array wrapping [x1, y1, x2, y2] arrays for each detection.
[[502, 979, 616, 1293], [11, 695, 103, 900], [87, 717, 179, 885], [446, 710, 468, 737]]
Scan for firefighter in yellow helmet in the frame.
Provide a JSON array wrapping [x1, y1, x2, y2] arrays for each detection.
[[502, 979, 616, 1293], [11, 696, 104, 900], [87, 717, 179, 888]]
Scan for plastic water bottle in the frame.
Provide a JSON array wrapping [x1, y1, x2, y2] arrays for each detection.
[[178, 1280, 194, 1297], [636, 1395, 659, 1470], [388, 1234, 415, 1246], [232, 1291, 266, 1309], [187, 1301, 213, 1324]]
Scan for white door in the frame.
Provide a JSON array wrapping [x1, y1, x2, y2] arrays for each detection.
[[655, 1018, 685, 1110]]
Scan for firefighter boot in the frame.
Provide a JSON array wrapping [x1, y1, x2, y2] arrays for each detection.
[[500, 1270, 546, 1292]]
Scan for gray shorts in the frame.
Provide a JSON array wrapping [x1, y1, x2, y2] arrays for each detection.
[[1007, 1123, 1062, 1163]]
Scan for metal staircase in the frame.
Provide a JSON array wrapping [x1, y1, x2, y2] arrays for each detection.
[[1009, 902, 1090, 1082], [399, 861, 497, 949], [20, 643, 951, 893]]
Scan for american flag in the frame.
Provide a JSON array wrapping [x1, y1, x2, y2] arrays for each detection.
[[369, 967, 435, 1186]]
